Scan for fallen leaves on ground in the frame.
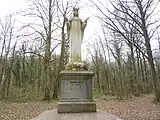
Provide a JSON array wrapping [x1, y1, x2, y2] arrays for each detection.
[[0, 94, 159, 120], [0, 101, 56, 120], [96, 94, 160, 120]]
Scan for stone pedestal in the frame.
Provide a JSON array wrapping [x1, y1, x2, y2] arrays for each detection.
[[57, 71, 96, 113]]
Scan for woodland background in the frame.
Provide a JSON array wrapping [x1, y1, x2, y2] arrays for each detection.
[[0, 0, 160, 106]]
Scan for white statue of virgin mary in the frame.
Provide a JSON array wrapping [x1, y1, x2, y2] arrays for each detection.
[[66, 8, 89, 63]]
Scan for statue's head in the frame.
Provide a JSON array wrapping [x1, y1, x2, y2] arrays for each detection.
[[73, 7, 79, 17]]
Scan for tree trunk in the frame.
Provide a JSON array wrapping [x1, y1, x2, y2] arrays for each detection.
[[144, 28, 160, 101]]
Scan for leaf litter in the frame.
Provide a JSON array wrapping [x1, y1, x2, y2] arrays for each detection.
[[0, 94, 159, 120]]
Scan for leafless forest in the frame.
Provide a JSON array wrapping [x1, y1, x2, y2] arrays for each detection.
[[0, 0, 160, 119]]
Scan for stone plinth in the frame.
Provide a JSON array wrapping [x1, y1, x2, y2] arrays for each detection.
[[57, 71, 96, 113], [58, 102, 96, 113], [31, 109, 123, 120]]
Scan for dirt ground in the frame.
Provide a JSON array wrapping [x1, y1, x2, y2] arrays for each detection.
[[0, 94, 159, 120], [96, 94, 160, 120]]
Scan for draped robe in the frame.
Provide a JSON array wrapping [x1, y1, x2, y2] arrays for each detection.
[[67, 17, 86, 63]]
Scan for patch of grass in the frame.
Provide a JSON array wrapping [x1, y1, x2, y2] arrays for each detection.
[[93, 89, 105, 99], [2, 91, 44, 103], [0, 87, 49, 103]]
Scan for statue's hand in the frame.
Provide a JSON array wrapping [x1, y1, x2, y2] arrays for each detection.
[[85, 17, 90, 22]]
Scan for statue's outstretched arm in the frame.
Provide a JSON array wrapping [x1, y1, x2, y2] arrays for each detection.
[[82, 17, 90, 30], [81, 17, 90, 40]]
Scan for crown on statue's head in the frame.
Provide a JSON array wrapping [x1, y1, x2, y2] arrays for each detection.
[[73, 7, 79, 17]]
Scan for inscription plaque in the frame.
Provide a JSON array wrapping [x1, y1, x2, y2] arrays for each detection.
[[70, 80, 84, 91]]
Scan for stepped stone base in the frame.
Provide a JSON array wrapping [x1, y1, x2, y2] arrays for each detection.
[[57, 101, 96, 113]]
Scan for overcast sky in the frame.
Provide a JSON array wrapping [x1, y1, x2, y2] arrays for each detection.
[[0, 0, 25, 17]]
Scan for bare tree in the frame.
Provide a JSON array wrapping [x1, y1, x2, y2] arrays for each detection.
[[0, 14, 17, 98], [91, 0, 160, 101], [18, 0, 80, 100], [19, 0, 60, 100]]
